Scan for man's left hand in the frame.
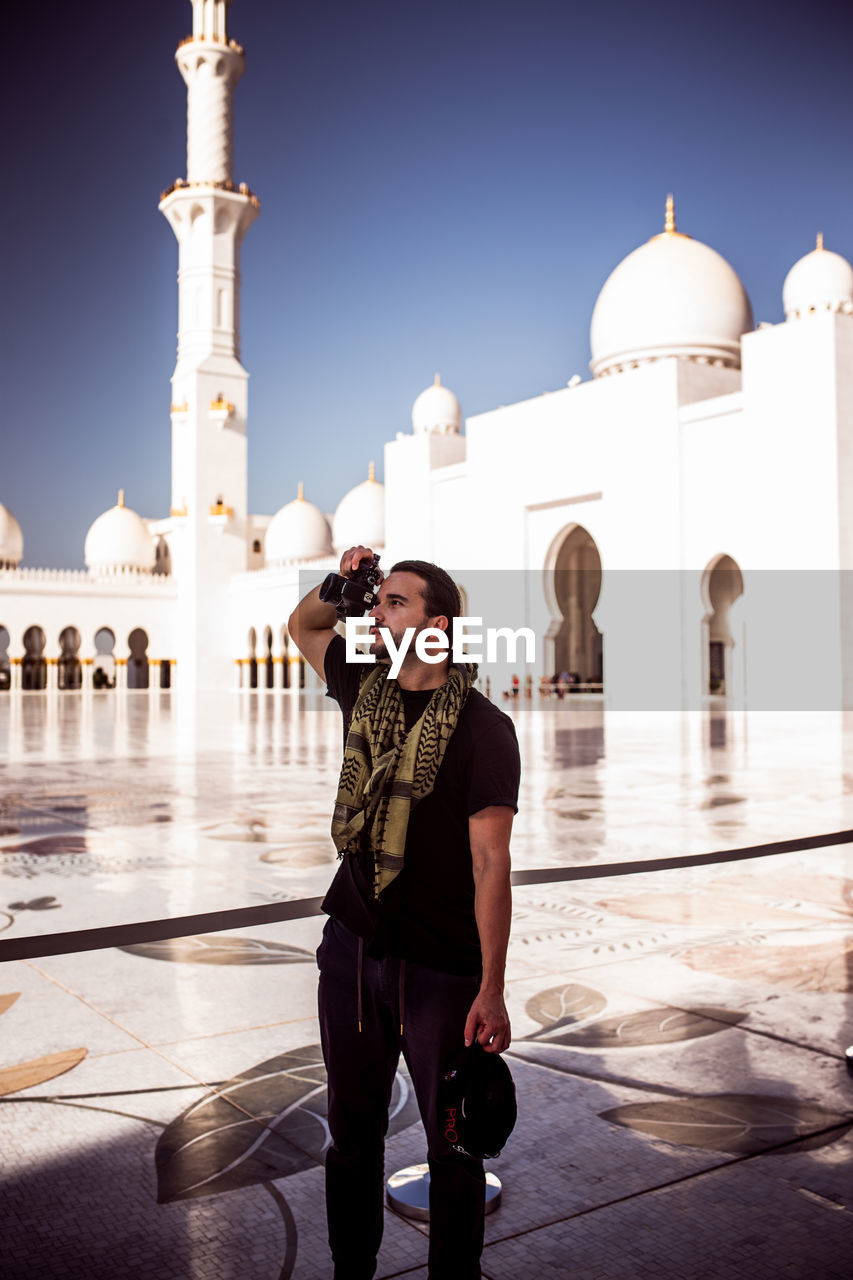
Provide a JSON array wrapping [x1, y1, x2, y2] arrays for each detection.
[[464, 987, 511, 1054]]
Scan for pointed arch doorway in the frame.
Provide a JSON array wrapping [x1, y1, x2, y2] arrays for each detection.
[[702, 554, 744, 696], [546, 525, 603, 689]]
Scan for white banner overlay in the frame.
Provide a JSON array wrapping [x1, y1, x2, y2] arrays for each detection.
[[345, 616, 536, 678]]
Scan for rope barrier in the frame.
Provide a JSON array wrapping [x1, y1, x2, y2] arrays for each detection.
[[2, 828, 851, 964]]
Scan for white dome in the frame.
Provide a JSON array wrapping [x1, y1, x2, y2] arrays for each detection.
[[783, 235, 853, 319], [265, 484, 333, 565], [332, 463, 385, 553], [590, 198, 754, 378], [412, 375, 462, 435], [0, 503, 23, 567], [84, 492, 155, 574]]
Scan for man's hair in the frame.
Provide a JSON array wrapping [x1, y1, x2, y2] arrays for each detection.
[[390, 560, 461, 629]]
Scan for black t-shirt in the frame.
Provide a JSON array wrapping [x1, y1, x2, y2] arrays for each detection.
[[322, 634, 520, 975]]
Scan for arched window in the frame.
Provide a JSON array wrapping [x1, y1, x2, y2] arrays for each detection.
[[0, 626, 10, 692], [281, 625, 290, 689], [93, 628, 116, 689], [247, 627, 258, 690], [22, 626, 47, 691], [128, 628, 150, 690], [58, 627, 82, 691], [264, 626, 274, 688], [154, 537, 172, 576]]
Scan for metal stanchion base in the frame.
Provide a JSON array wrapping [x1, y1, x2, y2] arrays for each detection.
[[386, 1163, 502, 1222]]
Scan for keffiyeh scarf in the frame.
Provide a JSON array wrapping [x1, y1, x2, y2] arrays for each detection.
[[331, 659, 476, 898]]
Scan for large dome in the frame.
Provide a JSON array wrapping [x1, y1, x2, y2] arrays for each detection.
[[265, 483, 333, 565], [412, 374, 462, 435], [84, 492, 155, 574], [332, 462, 385, 553], [783, 234, 853, 319], [0, 503, 23, 568], [590, 197, 754, 378]]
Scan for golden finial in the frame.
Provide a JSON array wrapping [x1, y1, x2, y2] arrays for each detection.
[[816, 231, 824, 251], [118, 489, 125, 508], [665, 193, 676, 235], [368, 460, 375, 482], [297, 481, 304, 501], [434, 372, 441, 386]]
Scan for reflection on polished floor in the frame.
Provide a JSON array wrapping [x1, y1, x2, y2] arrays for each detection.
[[1, 691, 852, 1279]]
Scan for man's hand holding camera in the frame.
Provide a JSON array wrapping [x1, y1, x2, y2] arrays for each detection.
[[340, 545, 384, 584]]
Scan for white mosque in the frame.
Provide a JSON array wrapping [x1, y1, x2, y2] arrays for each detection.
[[2, 0, 853, 708]]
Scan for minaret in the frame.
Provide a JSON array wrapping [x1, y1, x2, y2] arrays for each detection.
[[159, 0, 259, 689]]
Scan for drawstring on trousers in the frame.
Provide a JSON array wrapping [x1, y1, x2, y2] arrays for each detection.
[[354, 938, 406, 1037]]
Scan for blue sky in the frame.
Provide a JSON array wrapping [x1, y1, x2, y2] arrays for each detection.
[[7, 0, 853, 568]]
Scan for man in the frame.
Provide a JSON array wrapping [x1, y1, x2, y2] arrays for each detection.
[[288, 547, 520, 1280]]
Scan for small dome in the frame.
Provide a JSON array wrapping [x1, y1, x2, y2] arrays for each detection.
[[332, 462, 385, 553], [265, 483, 333, 565], [783, 234, 853, 319], [84, 491, 155, 574], [412, 374, 462, 435], [0, 503, 23, 567], [590, 196, 754, 377]]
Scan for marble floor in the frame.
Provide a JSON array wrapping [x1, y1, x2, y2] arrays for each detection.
[[1, 690, 852, 1279]]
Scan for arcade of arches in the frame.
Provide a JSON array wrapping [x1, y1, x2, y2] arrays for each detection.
[[0, 626, 173, 691], [1, 557, 748, 698], [237, 626, 306, 690]]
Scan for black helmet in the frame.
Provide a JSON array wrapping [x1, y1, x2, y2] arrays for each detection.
[[438, 1043, 517, 1160]]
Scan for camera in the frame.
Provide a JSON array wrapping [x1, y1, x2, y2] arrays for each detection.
[[319, 553, 382, 622]]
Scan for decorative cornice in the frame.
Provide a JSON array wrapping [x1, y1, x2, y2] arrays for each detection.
[[159, 177, 260, 208], [177, 34, 244, 54]]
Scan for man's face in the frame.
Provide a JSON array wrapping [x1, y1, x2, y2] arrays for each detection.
[[367, 571, 446, 662]]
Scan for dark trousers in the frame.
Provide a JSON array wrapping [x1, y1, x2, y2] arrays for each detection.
[[317, 917, 486, 1279]]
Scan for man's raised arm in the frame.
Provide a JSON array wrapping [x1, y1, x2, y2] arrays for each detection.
[[288, 544, 379, 681]]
